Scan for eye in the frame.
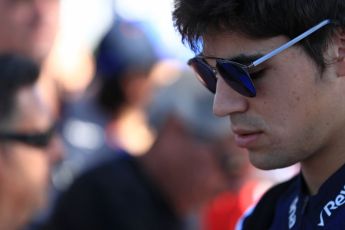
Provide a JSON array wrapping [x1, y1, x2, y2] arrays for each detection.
[[249, 69, 265, 80]]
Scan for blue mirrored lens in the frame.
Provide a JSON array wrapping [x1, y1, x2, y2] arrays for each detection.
[[217, 62, 256, 97], [189, 58, 217, 93]]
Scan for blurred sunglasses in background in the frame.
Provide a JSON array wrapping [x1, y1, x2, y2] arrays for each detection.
[[188, 19, 332, 97], [0, 124, 56, 148]]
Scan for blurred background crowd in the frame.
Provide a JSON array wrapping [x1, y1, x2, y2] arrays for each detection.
[[0, 0, 299, 230]]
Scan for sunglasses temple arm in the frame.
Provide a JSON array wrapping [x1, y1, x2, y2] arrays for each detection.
[[251, 19, 331, 67]]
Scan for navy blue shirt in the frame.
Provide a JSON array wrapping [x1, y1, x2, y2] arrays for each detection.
[[239, 163, 345, 230], [42, 153, 185, 230]]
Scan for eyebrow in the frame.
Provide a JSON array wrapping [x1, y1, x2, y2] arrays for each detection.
[[228, 54, 264, 65], [201, 53, 264, 65]]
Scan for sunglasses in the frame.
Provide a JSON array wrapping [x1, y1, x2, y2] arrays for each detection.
[[188, 19, 332, 97], [0, 124, 56, 148]]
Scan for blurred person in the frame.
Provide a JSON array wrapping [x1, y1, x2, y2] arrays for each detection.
[[201, 165, 275, 230], [38, 0, 114, 116], [0, 54, 63, 230], [0, 0, 101, 116], [43, 0, 113, 93], [42, 70, 249, 230], [173, 0, 345, 229], [0, 0, 60, 64], [0, 0, 63, 119], [0, 1, 65, 227], [94, 16, 158, 155], [51, 17, 159, 192]]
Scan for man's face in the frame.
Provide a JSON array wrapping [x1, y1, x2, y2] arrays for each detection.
[[0, 0, 60, 63], [0, 85, 63, 227], [203, 32, 343, 170]]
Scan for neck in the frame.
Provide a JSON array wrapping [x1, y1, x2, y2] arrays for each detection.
[[108, 106, 154, 155], [301, 139, 345, 195]]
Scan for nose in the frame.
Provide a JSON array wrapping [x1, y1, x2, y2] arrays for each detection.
[[213, 77, 249, 117], [47, 133, 65, 165]]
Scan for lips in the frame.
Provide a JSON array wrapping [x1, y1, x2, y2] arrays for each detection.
[[232, 128, 263, 148]]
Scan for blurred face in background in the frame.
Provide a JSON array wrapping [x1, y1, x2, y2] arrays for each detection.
[[211, 135, 250, 191], [0, 85, 63, 229], [192, 132, 249, 195], [0, 0, 60, 63], [176, 120, 249, 202]]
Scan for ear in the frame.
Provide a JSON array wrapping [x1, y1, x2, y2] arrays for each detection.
[[334, 28, 345, 77], [161, 115, 186, 135]]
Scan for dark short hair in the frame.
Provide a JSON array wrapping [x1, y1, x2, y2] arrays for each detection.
[[148, 70, 229, 140], [0, 54, 40, 125], [95, 17, 158, 115], [173, 0, 345, 69]]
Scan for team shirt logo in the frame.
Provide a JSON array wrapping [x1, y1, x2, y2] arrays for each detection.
[[318, 185, 345, 227], [289, 196, 299, 229]]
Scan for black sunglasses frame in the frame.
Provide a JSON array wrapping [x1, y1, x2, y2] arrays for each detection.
[[0, 125, 56, 148], [188, 57, 257, 97], [188, 19, 333, 97]]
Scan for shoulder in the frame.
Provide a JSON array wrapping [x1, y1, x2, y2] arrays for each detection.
[[43, 154, 142, 229], [237, 175, 299, 230], [69, 153, 140, 192]]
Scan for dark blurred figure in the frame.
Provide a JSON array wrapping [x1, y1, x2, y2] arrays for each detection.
[[52, 18, 158, 192], [0, 54, 63, 230], [43, 71, 249, 230], [34, 19, 157, 229], [0, 0, 60, 64], [93, 16, 157, 155]]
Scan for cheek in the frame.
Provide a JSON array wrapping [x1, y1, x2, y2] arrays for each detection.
[[266, 85, 332, 154], [257, 73, 327, 148], [0, 150, 50, 221], [270, 91, 318, 142], [11, 6, 35, 26], [0, 13, 21, 36], [39, 3, 60, 40], [10, 147, 51, 197], [45, 3, 60, 25], [258, 59, 319, 122]]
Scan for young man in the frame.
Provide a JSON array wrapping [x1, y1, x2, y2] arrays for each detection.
[[173, 0, 345, 229], [0, 54, 63, 230]]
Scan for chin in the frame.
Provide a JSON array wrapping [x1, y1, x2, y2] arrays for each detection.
[[250, 161, 276, 170], [249, 151, 295, 170], [27, 42, 52, 64], [31, 49, 48, 64]]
